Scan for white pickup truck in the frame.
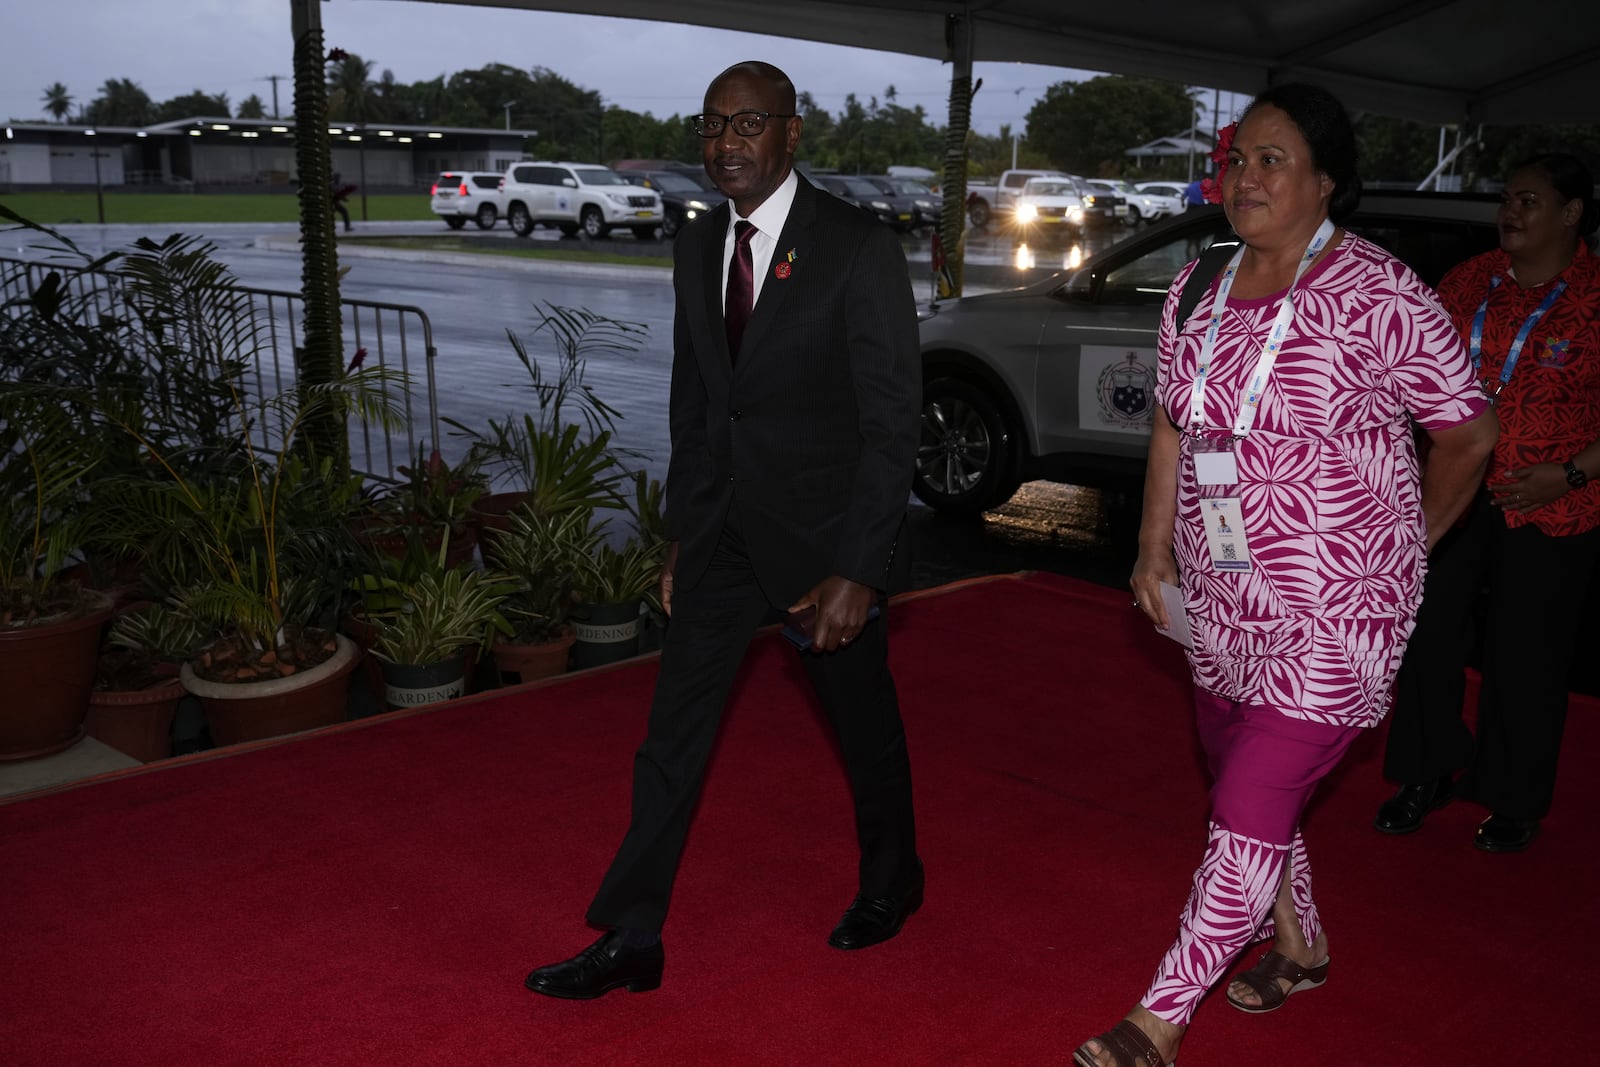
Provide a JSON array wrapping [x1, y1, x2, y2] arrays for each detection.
[[964, 168, 1069, 228]]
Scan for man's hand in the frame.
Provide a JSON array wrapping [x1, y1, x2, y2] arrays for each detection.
[[788, 576, 876, 653], [659, 542, 680, 618]]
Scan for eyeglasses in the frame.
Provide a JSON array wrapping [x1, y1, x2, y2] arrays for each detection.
[[688, 111, 795, 138]]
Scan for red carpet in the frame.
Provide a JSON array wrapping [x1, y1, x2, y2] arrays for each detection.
[[0, 572, 1589, 1066]]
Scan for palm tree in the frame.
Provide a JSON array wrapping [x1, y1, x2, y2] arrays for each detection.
[[327, 53, 381, 124], [41, 82, 73, 123]]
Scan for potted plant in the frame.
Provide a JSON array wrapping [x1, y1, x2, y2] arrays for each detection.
[[568, 493, 668, 671], [364, 564, 514, 709], [456, 304, 642, 558], [86, 601, 206, 763], [485, 506, 594, 683], [0, 409, 114, 761], [353, 445, 486, 570]]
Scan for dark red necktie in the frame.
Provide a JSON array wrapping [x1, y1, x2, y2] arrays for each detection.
[[725, 220, 756, 358]]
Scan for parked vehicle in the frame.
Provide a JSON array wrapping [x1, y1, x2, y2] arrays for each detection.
[[913, 194, 1501, 514], [1134, 180, 1190, 203], [499, 161, 664, 240], [812, 174, 902, 229], [965, 168, 1070, 228], [861, 175, 939, 232], [429, 171, 504, 230], [1087, 178, 1183, 224], [619, 169, 726, 238]]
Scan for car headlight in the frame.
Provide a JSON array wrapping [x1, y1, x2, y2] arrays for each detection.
[[915, 199, 935, 209], [1016, 203, 1037, 221], [606, 192, 631, 206], [687, 200, 709, 211], [1082, 195, 1098, 208], [871, 200, 891, 211], [1068, 207, 1083, 221]]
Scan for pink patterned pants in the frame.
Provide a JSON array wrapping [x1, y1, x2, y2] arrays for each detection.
[[1141, 690, 1363, 1025]]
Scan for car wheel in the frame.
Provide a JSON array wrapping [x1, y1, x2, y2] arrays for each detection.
[[661, 211, 682, 239], [632, 224, 658, 241], [507, 203, 533, 237], [581, 206, 607, 239], [1126, 204, 1143, 225], [913, 377, 1018, 514], [474, 203, 497, 230], [444, 216, 467, 230], [968, 199, 991, 229]]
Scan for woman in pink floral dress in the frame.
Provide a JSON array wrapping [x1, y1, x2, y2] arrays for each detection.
[[1074, 84, 1498, 1067]]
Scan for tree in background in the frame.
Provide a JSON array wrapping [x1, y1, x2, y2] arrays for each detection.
[[1025, 75, 1196, 176], [327, 52, 382, 124], [154, 90, 231, 123], [82, 78, 154, 127], [40, 83, 74, 123], [237, 95, 268, 120]]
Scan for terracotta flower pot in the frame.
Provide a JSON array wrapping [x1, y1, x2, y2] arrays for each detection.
[[180, 634, 360, 747], [491, 630, 575, 684], [85, 673, 185, 763], [0, 591, 115, 762]]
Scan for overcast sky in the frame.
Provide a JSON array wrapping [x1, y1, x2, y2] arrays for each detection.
[[3, 0, 1243, 136]]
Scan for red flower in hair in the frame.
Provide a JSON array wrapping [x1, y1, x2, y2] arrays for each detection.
[[1201, 121, 1238, 205]]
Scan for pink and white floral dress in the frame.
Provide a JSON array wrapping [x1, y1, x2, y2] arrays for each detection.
[[1157, 234, 1488, 727]]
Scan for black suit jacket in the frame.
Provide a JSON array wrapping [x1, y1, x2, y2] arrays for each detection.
[[663, 174, 921, 605]]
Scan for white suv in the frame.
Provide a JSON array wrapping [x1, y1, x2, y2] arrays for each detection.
[[429, 171, 504, 230], [499, 161, 664, 240]]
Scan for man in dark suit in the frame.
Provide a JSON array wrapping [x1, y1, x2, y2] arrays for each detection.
[[525, 60, 924, 1000]]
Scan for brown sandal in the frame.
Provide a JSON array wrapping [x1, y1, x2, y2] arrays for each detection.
[[1072, 1020, 1173, 1067], [1225, 949, 1330, 1013]]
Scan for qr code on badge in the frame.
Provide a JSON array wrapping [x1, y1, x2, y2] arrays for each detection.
[[1222, 543, 1237, 561]]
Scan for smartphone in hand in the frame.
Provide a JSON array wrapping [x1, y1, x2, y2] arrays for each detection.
[[781, 603, 882, 651]]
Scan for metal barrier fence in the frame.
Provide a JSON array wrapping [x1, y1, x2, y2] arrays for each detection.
[[0, 254, 438, 481]]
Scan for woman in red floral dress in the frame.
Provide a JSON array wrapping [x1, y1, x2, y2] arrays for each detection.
[[1375, 153, 1600, 852]]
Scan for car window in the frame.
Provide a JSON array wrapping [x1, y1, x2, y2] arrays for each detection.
[[1093, 222, 1236, 305], [646, 172, 703, 192], [1026, 181, 1074, 196], [1345, 217, 1499, 288], [890, 179, 932, 195], [471, 176, 500, 190], [510, 165, 539, 184], [842, 178, 882, 197], [576, 169, 629, 186]]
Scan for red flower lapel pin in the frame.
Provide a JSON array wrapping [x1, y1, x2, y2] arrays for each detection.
[[774, 248, 796, 279]]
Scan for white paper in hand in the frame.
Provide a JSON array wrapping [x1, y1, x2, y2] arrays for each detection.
[[1158, 581, 1193, 649]]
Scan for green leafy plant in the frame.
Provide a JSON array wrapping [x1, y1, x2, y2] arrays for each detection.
[[366, 566, 515, 666], [0, 406, 98, 625], [490, 507, 597, 643]]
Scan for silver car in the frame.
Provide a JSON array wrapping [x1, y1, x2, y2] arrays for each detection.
[[914, 195, 1499, 514]]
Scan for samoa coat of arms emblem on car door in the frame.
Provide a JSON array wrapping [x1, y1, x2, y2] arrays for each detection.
[[1097, 350, 1156, 427]]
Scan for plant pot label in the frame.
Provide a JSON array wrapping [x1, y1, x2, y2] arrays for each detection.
[[570, 618, 641, 645], [384, 678, 467, 707]]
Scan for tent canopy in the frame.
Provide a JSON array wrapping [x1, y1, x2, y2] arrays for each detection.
[[388, 0, 1599, 126]]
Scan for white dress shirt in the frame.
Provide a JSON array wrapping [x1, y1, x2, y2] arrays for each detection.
[[721, 168, 800, 315]]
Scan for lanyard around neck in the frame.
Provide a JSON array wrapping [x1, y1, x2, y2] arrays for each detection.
[[1186, 217, 1336, 438], [1468, 275, 1568, 402]]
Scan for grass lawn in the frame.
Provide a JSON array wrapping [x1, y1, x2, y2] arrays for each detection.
[[0, 191, 435, 226]]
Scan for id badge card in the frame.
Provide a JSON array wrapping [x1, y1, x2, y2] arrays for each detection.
[[1202, 497, 1252, 572], [1191, 436, 1239, 486]]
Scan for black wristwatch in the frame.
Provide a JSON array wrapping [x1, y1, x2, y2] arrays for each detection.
[[1565, 461, 1589, 489]]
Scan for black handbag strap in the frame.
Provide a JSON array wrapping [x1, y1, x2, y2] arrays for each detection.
[[1175, 239, 1240, 325]]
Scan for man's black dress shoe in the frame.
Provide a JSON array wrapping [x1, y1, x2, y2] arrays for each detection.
[[828, 862, 924, 950], [524, 931, 664, 999], [1475, 814, 1540, 853], [1373, 775, 1453, 835]]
